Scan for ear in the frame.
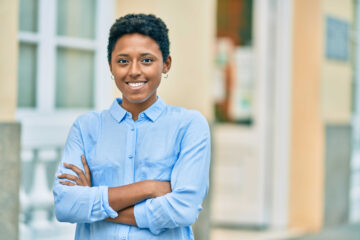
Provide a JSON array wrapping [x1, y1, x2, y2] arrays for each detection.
[[162, 56, 172, 73]]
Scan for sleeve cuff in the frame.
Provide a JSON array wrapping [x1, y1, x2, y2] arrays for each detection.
[[100, 186, 118, 219], [134, 200, 149, 228]]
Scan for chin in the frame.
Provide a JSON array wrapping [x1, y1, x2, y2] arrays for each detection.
[[126, 95, 152, 104]]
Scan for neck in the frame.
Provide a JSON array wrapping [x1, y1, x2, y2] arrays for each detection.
[[121, 96, 157, 121]]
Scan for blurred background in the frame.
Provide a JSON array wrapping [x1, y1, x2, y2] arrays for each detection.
[[0, 0, 359, 239]]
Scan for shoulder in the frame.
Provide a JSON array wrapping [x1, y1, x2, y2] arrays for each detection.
[[165, 105, 210, 132], [166, 105, 207, 121], [74, 111, 102, 130], [72, 111, 103, 144]]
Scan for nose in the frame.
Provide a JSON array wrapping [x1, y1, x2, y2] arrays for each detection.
[[129, 61, 141, 78]]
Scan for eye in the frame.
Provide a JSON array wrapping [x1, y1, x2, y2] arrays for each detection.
[[141, 58, 153, 64], [117, 59, 128, 64]]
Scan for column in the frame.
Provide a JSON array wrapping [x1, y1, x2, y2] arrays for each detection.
[[0, 0, 21, 239]]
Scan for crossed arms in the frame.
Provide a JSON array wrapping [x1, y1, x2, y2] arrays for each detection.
[[57, 156, 171, 226], [53, 113, 210, 234]]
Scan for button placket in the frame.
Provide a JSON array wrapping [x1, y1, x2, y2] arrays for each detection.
[[129, 123, 137, 183], [129, 123, 136, 159]]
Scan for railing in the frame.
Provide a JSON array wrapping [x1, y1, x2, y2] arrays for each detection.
[[19, 147, 75, 240], [350, 117, 360, 222]]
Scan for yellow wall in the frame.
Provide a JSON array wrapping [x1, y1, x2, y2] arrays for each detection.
[[114, 0, 216, 119], [0, 0, 18, 122], [289, 0, 324, 231], [321, 0, 354, 123], [290, 0, 354, 231]]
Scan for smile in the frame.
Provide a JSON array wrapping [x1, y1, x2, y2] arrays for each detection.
[[126, 81, 148, 89], [128, 82, 145, 87]]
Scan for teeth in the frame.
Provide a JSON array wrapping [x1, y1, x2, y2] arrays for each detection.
[[128, 82, 145, 87]]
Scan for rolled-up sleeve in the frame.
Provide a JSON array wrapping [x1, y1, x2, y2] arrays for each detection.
[[134, 112, 211, 234], [53, 119, 118, 223]]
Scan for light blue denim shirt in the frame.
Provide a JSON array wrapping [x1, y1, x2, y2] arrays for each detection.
[[53, 97, 211, 240]]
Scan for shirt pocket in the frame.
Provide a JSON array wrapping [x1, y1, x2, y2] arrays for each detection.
[[139, 154, 176, 181]]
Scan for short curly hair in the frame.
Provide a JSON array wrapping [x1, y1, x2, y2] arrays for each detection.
[[107, 13, 170, 63]]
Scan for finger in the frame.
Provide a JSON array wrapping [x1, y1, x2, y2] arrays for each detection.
[[59, 180, 75, 186], [58, 173, 81, 185], [63, 162, 88, 185], [81, 155, 91, 183]]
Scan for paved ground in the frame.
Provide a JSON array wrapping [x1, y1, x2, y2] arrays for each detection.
[[288, 223, 360, 240], [210, 223, 360, 240], [210, 228, 304, 240]]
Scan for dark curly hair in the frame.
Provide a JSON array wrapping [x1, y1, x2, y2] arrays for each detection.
[[107, 13, 170, 64]]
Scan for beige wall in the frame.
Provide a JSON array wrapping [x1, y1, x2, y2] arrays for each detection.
[[289, 0, 324, 231], [114, 0, 216, 119], [0, 0, 18, 122], [321, 0, 354, 123], [289, 0, 354, 231]]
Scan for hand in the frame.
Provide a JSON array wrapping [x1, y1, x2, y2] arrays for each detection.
[[58, 155, 92, 187], [149, 180, 171, 198]]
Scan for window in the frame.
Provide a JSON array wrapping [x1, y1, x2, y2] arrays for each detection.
[[17, 0, 113, 112]]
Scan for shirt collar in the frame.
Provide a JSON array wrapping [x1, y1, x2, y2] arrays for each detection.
[[142, 97, 166, 122], [109, 98, 127, 122], [109, 97, 166, 123]]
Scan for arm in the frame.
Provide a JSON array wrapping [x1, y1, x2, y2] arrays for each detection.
[[54, 117, 171, 223], [59, 167, 170, 207], [59, 161, 171, 213], [132, 112, 211, 234], [53, 119, 117, 223], [108, 181, 170, 212], [106, 206, 136, 225]]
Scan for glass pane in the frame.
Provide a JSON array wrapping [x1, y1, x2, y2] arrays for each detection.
[[19, 0, 38, 32], [17, 43, 37, 108], [56, 47, 94, 108], [57, 0, 96, 39]]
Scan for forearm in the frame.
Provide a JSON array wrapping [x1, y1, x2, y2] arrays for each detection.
[[106, 206, 136, 225], [108, 180, 156, 212], [54, 183, 117, 223], [134, 190, 204, 231]]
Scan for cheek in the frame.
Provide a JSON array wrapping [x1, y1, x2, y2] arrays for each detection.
[[114, 78, 126, 91], [143, 65, 163, 78], [113, 70, 128, 84]]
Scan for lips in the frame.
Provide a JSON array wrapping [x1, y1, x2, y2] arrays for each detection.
[[126, 81, 148, 89]]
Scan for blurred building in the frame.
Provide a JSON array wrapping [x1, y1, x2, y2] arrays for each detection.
[[0, 0, 359, 239]]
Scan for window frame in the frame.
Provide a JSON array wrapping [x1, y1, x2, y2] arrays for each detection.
[[17, 0, 114, 120]]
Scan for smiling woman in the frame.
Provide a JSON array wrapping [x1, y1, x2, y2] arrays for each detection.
[[52, 14, 211, 240], [110, 33, 171, 117]]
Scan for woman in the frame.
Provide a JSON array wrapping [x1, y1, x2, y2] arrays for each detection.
[[53, 13, 211, 239]]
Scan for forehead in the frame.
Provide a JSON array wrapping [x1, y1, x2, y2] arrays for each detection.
[[113, 33, 161, 54]]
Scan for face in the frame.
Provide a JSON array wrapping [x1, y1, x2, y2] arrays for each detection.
[[109, 33, 171, 108]]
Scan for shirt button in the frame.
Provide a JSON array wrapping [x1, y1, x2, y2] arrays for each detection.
[[128, 155, 133, 159]]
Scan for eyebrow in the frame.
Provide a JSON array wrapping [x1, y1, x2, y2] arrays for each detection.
[[140, 53, 153, 56], [116, 53, 154, 57]]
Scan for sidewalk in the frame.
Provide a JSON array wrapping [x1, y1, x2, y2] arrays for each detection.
[[210, 228, 303, 240], [210, 223, 360, 240], [288, 223, 360, 240]]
